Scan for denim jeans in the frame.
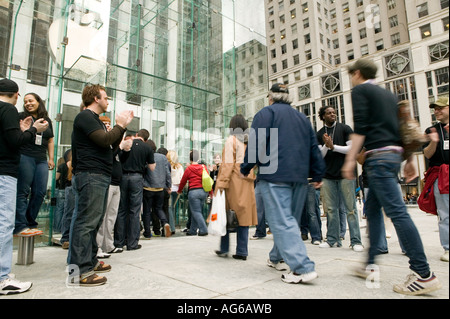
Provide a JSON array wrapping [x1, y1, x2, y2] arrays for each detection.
[[142, 189, 167, 237], [254, 183, 267, 238], [15, 155, 49, 233], [0, 176, 17, 282], [258, 180, 315, 274], [115, 174, 143, 249], [303, 184, 322, 242], [365, 152, 430, 277], [169, 192, 178, 232], [321, 178, 362, 247], [187, 188, 208, 235], [220, 226, 249, 256], [60, 186, 75, 244], [53, 189, 65, 233], [434, 179, 449, 251], [68, 172, 110, 279]]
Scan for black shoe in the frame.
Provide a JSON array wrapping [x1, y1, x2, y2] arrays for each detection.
[[186, 232, 196, 236], [127, 244, 142, 251], [232, 255, 247, 261], [108, 247, 123, 254], [198, 232, 208, 236], [215, 250, 228, 257], [301, 234, 308, 241]]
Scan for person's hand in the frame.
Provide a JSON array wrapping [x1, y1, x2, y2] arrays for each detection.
[[48, 159, 55, 170], [120, 138, 133, 151], [323, 133, 333, 150], [20, 116, 32, 132], [342, 159, 356, 180], [115, 110, 134, 129], [427, 127, 440, 143], [404, 160, 418, 184], [312, 181, 323, 189], [32, 118, 49, 133]]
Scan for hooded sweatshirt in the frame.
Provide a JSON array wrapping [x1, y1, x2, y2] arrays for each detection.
[[177, 163, 206, 192]]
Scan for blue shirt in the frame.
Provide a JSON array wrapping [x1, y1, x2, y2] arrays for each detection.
[[241, 102, 325, 183]]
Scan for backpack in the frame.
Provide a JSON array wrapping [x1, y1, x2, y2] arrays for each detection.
[[397, 100, 428, 160], [201, 165, 214, 192]]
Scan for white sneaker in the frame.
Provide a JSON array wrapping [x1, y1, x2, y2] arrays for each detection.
[[352, 244, 364, 252], [319, 242, 332, 248], [267, 259, 290, 271], [312, 240, 321, 245], [440, 250, 449, 262], [0, 277, 32, 295], [281, 271, 318, 284], [393, 272, 442, 296]]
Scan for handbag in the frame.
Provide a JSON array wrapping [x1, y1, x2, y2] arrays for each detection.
[[226, 209, 239, 230], [398, 100, 428, 160], [201, 165, 214, 192]]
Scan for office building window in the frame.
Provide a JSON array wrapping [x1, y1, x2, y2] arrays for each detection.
[[384, 50, 411, 78], [292, 39, 299, 50], [417, 3, 428, 18], [291, 23, 298, 34], [359, 28, 367, 39], [298, 84, 311, 100], [346, 33, 352, 44], [443, 17, 449, 31], [282, 59, 288, 69], [321, 72, 341, 95], [387, 0, 396, 10], [420, 24, 432, 39], [391, 33, 401, 46], [361, 45, 369, 56], [306, 66, 313, 77], [0, 2, 13, 78], [305, 49, 312, 60], [429, 40, 449, 63], [389, 15, 398, 28], [376, 39, 384, 50], [293, 54, 300, 65]]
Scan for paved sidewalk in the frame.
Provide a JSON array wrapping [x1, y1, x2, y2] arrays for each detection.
[[3, 206, 448, 300]]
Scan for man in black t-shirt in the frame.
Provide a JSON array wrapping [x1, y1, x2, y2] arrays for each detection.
[[317, 106, 363, 251], [0, 78, 48, 295], [69, 84, 133, 287], [423, 96, 449, 263], [114, 128, 155, 251]]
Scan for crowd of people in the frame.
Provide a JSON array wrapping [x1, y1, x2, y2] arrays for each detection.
[[0, 57, 448, 296]]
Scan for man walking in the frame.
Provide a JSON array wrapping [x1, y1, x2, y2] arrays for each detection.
[[69, 84, 133, 286], [0, 79, 48, 294], [241, 83, 325, 284], [317, 105, 363, 251], [342, 59, 441, 296]]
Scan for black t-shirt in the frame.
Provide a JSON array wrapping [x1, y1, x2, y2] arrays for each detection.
[[317, 122, 353, 179], [18, 113, 54, 160], [111, 149, 123, 186], [56, 162, 71, 189], [0, 101, 37, 178], [424, 122, 449, 167], [72, 109, 115, 176], [121, 139, 155, 175]]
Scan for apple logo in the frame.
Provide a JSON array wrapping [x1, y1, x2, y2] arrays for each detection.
[[47, 5, 109, 77]]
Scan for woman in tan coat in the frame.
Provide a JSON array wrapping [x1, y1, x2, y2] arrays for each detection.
[[215, 114, 257, 260]]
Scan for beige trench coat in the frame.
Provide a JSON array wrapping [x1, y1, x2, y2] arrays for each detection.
[[215, 135, 257, 227]]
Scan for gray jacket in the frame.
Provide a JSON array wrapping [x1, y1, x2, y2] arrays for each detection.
[[143, 153, 171, 189]]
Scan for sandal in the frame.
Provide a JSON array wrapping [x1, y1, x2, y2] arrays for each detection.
[[94, 261, 111, 273], [79, 274, 107, 287]]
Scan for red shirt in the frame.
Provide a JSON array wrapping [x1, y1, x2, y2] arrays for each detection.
[[177, 163, 205, 192]]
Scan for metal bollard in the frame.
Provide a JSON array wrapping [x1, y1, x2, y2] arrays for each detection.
[[16, 236, 35, 265]]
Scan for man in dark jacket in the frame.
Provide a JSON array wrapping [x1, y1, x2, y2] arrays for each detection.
[[241, 83, 325, 284]]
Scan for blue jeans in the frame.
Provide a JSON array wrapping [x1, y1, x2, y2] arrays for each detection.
[[60, 186, 75, 244], [254, 183, 267, 238], [321, 178, 362, 247], [68, 172, 110, 279], [434, 179, 449, 251], [303, 184, 322, 242], [115, 174, 143, 249], [187, 189, 208, 235], [0, 176, 17, 281], [220, 226, 249, 256], [53, 189, 65, 233], [258, 180, 315, 274], [365, 152, 430, 277], [15, 155, 49, 233], [169, 192, 178, 231]]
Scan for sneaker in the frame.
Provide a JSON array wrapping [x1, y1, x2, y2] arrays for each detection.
[[281, 271, 318, 284], [164, 224, 172, 238], [250, 235, 264, 240], [0, 277, 32, 295], [440, 250, 449, 262], [393, 272, 442, 296], [16, 228, 43, 237], [94, 261, 111, 273], [353, 264, 379, 280], [352, 244, 364, 252], [267, 259, 290, 271], [312, 240, 321, 245], [108, 247, 123, 254], [319, 242, 333, 248]]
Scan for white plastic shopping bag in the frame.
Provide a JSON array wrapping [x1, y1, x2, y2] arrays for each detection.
[[207, 190, 227, 236]]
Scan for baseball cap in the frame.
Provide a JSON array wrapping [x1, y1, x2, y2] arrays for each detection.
[[429, 96, 449, 108], [0, 78, 20, 95], [269, 83, 289, 94], [347, 59, 378, 79]]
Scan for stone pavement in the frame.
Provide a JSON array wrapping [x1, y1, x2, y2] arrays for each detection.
[[3, 206, 448, 301]]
